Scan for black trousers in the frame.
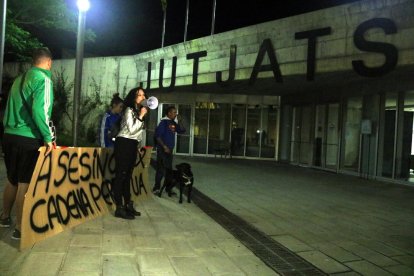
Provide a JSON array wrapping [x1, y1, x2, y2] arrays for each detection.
[[113, 137, 138, 206]]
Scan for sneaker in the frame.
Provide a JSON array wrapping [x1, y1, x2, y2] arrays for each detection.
[[0, 216, 11, 227], [11, 229, 21, 240], [152, 189, 160, 195]]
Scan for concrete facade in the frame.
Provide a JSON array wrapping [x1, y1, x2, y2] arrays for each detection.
[[3, 0, 414, 183], [4, 0, 413, 100]]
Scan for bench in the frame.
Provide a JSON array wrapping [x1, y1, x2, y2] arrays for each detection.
[[213, 142, 231, 159]]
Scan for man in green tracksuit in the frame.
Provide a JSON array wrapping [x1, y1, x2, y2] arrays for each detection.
[[0, 48, 54, 240]]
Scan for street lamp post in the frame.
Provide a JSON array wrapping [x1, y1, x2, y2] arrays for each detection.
[[72, 0, 90, 146], [0, 0, 7, 97]]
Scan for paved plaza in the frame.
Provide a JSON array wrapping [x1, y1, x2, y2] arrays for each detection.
[[0, 154, 414, 275]]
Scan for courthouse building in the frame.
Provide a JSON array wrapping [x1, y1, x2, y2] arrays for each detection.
[[4, 0, 414, 184]]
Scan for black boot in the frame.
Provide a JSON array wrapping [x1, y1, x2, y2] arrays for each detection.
[[126, 201, 141, 216], [115, 205, 135, 220]]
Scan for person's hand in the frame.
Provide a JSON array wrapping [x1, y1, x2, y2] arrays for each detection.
[[44, 141, 53, 156], [174, 114, 179, 123], [163, 145, 171, 154], [139, 107, 148, 120]]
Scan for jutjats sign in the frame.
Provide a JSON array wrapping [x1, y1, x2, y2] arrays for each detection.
[[140, 18, 399, 91], [21, 146, 151, 249]]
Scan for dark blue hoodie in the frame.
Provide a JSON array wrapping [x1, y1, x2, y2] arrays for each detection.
[[155, 117, 185, 150]]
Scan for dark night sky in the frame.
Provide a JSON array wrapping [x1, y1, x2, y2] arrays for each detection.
[[42, 0, 362, 59]]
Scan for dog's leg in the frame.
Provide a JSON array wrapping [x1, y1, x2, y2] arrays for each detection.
[[187, 184, 192, 203], [179, 183, 184, 204], [158, 178, 168, 197], [158, 184, 165, 197]]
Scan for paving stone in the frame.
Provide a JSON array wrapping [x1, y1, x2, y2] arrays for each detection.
[[102, 233, 135, 254], [384, 264, 414, 276], [271, 234, 314, 252], [71, 233, 102, 247], [359, 239, 407, 257], [336, 241, 399, 266], [61, 246, 102, 272], [312, 242, 361, 262], [0, 242, 29, 273], [298, 250, 351, 274], [16, 252, 65, 276], [102, 254, 139, 276], [160, 236, 197, 257], [1, 152, 414, 275], [73, 218, 104, 234], [59, 271, 101, 276], [198, 251, 243, 274], [186, 231, 218, 251], [229, 254, 279, 275], [134, 236, 163, 250], [31, 230, 72, 253], [137, 252, 176, 274], [251, 221, 285, 236], [170, 256, 211, 276], [214, 238, 254, 257], [392, 255, 414, 268], [345, 260, 393, 276]]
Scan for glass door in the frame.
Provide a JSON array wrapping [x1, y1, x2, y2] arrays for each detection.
[[246, 105, 261, 157], [208, 104, 231, 155], [326, 104, 339, 169], [176, 104, 192, 154], [314, 103, 339, 170], [261, 105, 278, 158], [231, 104, 247, 156], [290, 106, 312, 165], [193, 103, 209, 154]]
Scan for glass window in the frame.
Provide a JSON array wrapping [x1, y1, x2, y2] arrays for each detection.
[[314, 105, 326, 166], [194, 103, 209, 154], [326, 103, 339, 169], [290, 107, 301, 163], [208, 104, 231, 155], [261, 106, 277, 158], [145, 106, 158, 148], [176, 104, 191, 154], [246, 105, 261, 157], [231, 104, 246, 156], [299, 106, 312, 165], [396, 91, 414, 180], [380, 93, 397, 177]]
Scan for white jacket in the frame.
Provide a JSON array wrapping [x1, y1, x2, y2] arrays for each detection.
[[116, 107, 144, 142]]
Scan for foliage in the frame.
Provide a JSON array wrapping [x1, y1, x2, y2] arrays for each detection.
[[51, 67, 73, 132], [52, 75, 104, 146], [161, 0, 167, 11], [57, 132, 95, 147], [77, 77, 104, 143], [5, 19, 43, 61], [5, 0, 96, 61]]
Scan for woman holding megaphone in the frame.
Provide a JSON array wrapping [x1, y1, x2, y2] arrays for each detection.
[[112, 87, 153, 219]]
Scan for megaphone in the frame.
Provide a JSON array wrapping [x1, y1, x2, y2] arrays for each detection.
[[141, 96, 159, 110]]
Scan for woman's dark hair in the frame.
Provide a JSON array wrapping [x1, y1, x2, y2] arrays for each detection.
[[123, 87, 146, 112], [110, 93, 123, 107]]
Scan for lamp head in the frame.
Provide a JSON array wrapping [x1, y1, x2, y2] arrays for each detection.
[[77, 0, 90, 12]]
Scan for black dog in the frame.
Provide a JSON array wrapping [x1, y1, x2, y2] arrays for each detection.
[[158, 163, 194, 203]]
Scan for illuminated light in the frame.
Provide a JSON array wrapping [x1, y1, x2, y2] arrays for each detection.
[[77, 0, 90, 12]]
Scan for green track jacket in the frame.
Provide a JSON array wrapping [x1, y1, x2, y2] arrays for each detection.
[[3, 67, 54, 142]]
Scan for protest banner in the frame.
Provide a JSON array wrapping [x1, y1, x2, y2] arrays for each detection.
[[20, 146, 152, 249]]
